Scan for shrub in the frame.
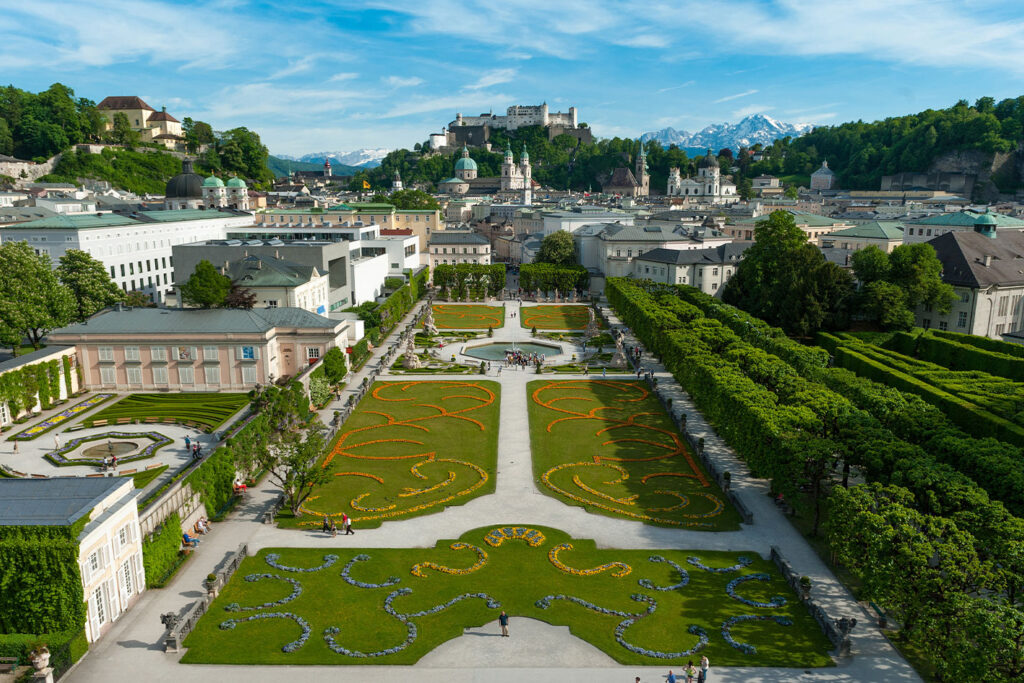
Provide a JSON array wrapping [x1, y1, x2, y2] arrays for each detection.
[[142, 512, 183, 588]]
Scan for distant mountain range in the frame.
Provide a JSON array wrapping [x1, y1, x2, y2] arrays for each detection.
[[266, 155, 367, 178], [274, 149, 390, 168], [641, 114, 814, 152]]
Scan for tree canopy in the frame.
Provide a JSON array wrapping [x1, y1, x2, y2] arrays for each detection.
[[56, 249, 124, 321], [180, 260, 231, 308], [0, 241, 75, 348], [535, 230, 578, 266], [851, 244, 955, 330]]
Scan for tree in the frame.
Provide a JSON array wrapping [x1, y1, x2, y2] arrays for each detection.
[[861, 281, 915, 330], [737, 177, 753, 201], [536, 230, 577, 266], [388, 189, 440, 210], [887, 242, 956, 313], [123, 291, 153, 307], [56, 249, 123, 321], [180, 260, 231, 308], [224, 284, 256, 310], [108, 112, 139, 147], [850, 245, 890, 284], [322, 346, 348, 385], [784, 185, 799, 199], [0, 118, 13, 156], [182, 117, 215, 154], [0, 241, 74, 348]]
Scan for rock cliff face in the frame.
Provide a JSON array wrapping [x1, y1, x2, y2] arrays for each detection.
[[928, 146, 1022, 201]]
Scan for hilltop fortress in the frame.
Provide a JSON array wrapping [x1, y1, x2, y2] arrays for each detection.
[[429, 103, 593, 150]]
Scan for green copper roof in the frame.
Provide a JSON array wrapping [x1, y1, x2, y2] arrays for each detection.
[[440, 176, 466, 184], [734, 210, 843, 227], [824, 221, 904, 240], [454, 156, 478, 171], [7, 213, 137, 229], [203, 175, 225, 188], [226, 177, 246, 188], [914, 210, 1024, 228]]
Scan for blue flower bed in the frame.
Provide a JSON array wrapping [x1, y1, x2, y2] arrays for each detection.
[[219, 611, 312, 653], [687, 555, 752, 573], [224, 574, 302, 612], [720, 614, 793, 654], [340, 554, 401, 588], [265, 553, 338, 573], [11, 393, 115, 440], [637, 555, 690, 591], [725, 574, 787, 608]]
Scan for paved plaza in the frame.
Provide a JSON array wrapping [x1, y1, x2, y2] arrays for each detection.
[[63, 301, 921, 682]]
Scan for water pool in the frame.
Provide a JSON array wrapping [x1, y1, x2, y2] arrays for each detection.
[[463, 341, 562, 361]]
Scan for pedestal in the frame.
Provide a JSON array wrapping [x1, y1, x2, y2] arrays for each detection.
[[32, 667, 54, 683]]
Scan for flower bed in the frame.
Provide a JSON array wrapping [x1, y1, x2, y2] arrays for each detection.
[[44, 431, 172, 467], [10, 393, 115, 440]]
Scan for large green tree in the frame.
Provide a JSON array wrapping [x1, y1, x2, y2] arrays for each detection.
[[850, 243, 954, 330], [0, 241, 75, 348], [535, 230, 578, 266], [387, 189, 440, 210], [108, 112, 139, 148], [180, 260, 231, 308], [722, 210, 854, 336], [56, 249, 124, 321], [182, 117, 215, 154]]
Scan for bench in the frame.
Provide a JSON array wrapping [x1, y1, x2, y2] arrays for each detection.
[[116, 417, 132, 424], [119, 468, 137, 475], [31, 474, 47, 479], [92, 419, 107, 426], [146, 463, 164, 470], [144, 417, 160, 423], [869, 601, 889, 628], [86, 473, 105, 478], [0, 656, 18, 673]]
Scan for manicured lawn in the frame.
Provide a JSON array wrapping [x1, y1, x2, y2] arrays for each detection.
[[423, 304, 504, 329], [528, 380, 741, 530], [279, 381, 500, 529], [521, 305, 598, 330], [83, 393, 249, 431], [127, 464, 168, 488], [180, 525, 833, 666]]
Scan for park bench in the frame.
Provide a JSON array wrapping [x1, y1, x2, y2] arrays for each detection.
[[85, 473, 104, 478], [116, 417, 132, 425], [31, 474, 47, 479], [869, 601, 889, 628], [146, 463, 163, 470], [144, 417, 160, 423], [0, 656, 18, 673], [66, 424, 84, 432], [119, 468, 137, 475], [92, 419, 107, 426]]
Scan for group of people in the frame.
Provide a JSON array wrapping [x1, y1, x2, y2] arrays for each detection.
[[322, 513, 354, 537], [664, 657, 710, 683], [184, 434, 203, 461], [504, 349, 544, 369]]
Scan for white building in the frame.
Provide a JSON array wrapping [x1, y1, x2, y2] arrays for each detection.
[[632, 244, 751, 294], [450, 103, 577, 131], [164, 160, 250, 211], [0, 478, 144, 644], [574, 222, 734, 281], [667, 150, 738, 204], [222, 254, 330, 314], [428, 231, 492, 268], [0, 209, 252, 304], [500, 143, 532, 192], [542, 206, 635, 236], [905, 209, 1024, 244]]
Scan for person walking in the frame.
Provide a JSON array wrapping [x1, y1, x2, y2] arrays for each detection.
[[498, 611, 509, 637], [685, 661, 697, 683], [344, 514, 354, 535], [699, 655, 709, 682], [54, 434, 60, 450], [184, 434, 191, 451], [602, 367, 607, 378], [12, 439, 17, 454], [331, 521, 338, 538]]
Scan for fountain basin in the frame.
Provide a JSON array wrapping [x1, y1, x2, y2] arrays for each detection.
[[463, 341, 562, 361]]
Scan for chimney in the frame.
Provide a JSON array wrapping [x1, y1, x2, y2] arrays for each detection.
[[984, 254, 992, 267]]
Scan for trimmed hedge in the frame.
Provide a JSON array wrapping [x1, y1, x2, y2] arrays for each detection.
[[142, 512, 184, 588], [0, 628, 88, 678], [84, 393, 248, 431]]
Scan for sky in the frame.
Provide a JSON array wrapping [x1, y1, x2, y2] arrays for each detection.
[[1, 0, 1024, 156]]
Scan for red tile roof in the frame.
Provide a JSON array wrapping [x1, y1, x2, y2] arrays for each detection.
[[148, 110, 180, 123], [96, 96, 155, 111]]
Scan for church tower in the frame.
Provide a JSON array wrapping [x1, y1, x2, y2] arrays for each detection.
[[635, 144, 650, 197], [392, 171, 403, 191], [324, 158, 332, 177], [697, 149, 720, 196], [521, 143, 532, 205], [501, 143, 515, 190]]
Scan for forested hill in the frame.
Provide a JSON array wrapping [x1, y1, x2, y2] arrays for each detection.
[[0, 83, 274, 191], [744, 97, 1024, 192]]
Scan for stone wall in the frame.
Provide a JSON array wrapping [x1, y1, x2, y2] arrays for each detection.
[[0, 153, 62, 182]]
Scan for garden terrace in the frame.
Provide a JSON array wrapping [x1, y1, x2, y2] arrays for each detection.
[[528, 380, 740, 530], [82, 393, 249, 432], [421, 304, 504, 330], [180, 526, 832, 666], [281, 381, 500, 529]]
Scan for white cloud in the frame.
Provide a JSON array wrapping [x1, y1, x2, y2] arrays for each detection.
[[732, 104, 774, 118], [713, 89, 758, 104], [373, 91, 513, 119], [465, 68, 517, 90], [657, 80, 695, 93], [269, 55, 319, 80], [328, 72, 360, 82], [614, 33, 670, 48], [383, 75, 424, 87]]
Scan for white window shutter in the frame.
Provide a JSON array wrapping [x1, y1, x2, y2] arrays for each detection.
[[81, 561, 91, 585], [134, 552, 145, 588], [111, 533, 120, 558]]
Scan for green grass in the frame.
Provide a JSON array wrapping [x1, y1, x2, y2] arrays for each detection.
[[521, 305, 599, 330], [277, 381, 500, 530], [528, 380, 742, 531], [83, 393, 249, 431], [180, 525, 833, 666], [127, 465, 168, 489], [422, 304, 504, 330]]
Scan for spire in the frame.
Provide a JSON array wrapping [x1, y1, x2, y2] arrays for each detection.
[[505, 143, 513, 161], [461, 144, 470, 158], [521, 142, 529, 161]]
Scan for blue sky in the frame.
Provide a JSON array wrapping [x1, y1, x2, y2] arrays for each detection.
[[1, 0, 1023, 155]]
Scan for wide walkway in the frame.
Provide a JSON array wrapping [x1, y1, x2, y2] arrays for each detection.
[[66, 300, 920, 683]]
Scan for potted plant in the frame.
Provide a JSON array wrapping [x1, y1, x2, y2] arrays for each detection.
[[532, 326, 538, 337], [29, 642, 49, 671], [722, 471, 731, 491], [799, 575, 811, 600]]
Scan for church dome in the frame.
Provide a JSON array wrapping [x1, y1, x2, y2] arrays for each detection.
[[698, 150, 719, 169], [454, 155, 478, 172], [165, 159, 204, 198], [226, 177, 246, 189], [203, 175, 225, 188], [975, 213, 998, 226]]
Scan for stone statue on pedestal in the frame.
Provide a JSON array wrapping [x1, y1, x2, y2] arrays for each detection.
[[569, 289, 578, 303], [536, 287, 543, 302], [402, 336, 421, 369], [585, 307, 600, 340], [553, 288, 560, 303], [422, 306, 438, 336], [612, 333, 628, 368]]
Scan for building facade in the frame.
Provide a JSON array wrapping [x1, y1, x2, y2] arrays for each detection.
[[428, 231, 492, 268], [666, 150, 738, 204], [810, 161, 837, 190], [632, 243, 751, 294]]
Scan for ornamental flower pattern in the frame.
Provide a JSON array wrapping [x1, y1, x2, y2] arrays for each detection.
[[483, 526, 546, 547], [637, 555, 690, 591], [548, 543, 631, 577], [45, 431, 172, 467], [265, 553, 339, 573], [720, 614, 793, 655], [687, 555, 753, 573], [340, 554, 401, 589], [219, 612, 311, 653], [725, 574, 787, 608], [12, 393, 114, 440], [223, 574, 302, 612], [411, 543, 487, 578]]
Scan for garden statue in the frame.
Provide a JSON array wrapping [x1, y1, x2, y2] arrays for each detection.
[[569, 289, 578, 303], [423, 306, 438, 335], [536, 287, 543, 302], [585, 307, 599, 340], [612, 334, 628, 368], [553, 288, 560, 303], [403, 336, 421, 369]]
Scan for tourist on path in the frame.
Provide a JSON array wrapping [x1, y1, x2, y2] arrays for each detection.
[[685, 661, 697, 683], [184, 435, 191, 451], [498, 611, 509, 637], [700, 655, 709, 682], [667, 671, 676, 683], [343, 513, 354, 535]]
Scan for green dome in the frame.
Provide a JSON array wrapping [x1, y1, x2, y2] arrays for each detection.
[[454, 156, 478, 171], [975, 213, 998, 226], [226, 177, 246, 189], [202, 175, 225, 188]]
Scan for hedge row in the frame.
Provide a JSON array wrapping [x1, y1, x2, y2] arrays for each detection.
[[0, 358, 64, 419], [142, 512, 183, 588], [0, 628, 88, 678], [933, 328, 1024, 358], [885, 328, 1024, 382]]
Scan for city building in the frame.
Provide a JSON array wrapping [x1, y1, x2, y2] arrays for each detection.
[[431, 103, 591, 149], [0, 478, 144, 644], [819, 221, 905, 253], [252, 204, 440, 252], [541, 206, 635, 235], [810, 161, 837, 190], [632, 243, 752, 293], [0, 209, 252, 303], [47, 306, 356, 391], [574, 222, 733, 282], [96, 97, 184, 150], [603, 148, 650, 198], [666, 150, 738, 204], [428, 231, 491, 267], [727, 210, 853, 242], [905, 209, 1024, 243], [221, 254, 330, 314], [916, 215, 1024, 338], [164, 160, 250, 211]]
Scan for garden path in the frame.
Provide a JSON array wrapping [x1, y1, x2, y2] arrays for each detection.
[[66, 300, 920, 682]]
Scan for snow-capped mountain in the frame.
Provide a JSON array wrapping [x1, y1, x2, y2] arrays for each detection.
[[641, 114, 814, 151], [275, 149, 390, 168]]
